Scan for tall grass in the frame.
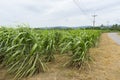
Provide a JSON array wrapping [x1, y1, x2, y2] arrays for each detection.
[[59, 30, 101, 68], [0, 27, 101, 79], [0, 27, 46, 79]]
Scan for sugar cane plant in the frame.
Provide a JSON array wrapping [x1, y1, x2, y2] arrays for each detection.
[[0, 27, 47, 79], [59, 30, 101, 68], [0, 26, 101, 80]]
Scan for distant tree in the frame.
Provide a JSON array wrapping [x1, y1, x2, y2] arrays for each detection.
[[111, 24, 120, 31], [100, 24, 104, 27]]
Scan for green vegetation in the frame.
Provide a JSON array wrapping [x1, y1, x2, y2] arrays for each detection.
[[0, 27, 101, 79]]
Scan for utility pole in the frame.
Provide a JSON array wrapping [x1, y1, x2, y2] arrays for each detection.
[[92, 14, 97, 27], [107, 21, 109, 27]]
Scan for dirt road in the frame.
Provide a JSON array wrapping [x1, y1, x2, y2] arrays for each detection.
[[87, 33, 120, 80]]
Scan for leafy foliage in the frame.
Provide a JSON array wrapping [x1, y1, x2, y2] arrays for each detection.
[[0, 27, 101, 79]]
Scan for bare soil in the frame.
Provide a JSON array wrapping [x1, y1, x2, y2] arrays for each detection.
[[0, 33, 120, 80]]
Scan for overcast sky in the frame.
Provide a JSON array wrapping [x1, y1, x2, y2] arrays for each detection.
[[0, 0, 120, 27]]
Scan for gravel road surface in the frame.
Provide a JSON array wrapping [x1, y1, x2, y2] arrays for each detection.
[[108, 33, 120, 45]]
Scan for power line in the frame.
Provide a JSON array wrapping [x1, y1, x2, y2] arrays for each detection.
[[73, 0, 92, 22], [107, 21, 110, 27], [73, 0, 99, 26], [73, 0, 87, 15]]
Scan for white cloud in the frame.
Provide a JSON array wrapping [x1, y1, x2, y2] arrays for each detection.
[[0, 0, 120, 27]]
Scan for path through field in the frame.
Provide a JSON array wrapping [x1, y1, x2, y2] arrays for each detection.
[[88, 33, 120, 80], [0, 33, 120, 80]]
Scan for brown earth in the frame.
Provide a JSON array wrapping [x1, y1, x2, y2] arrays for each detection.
[[0, 33, 120, 80]]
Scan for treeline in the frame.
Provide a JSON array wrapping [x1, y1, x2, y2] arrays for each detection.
[[80, 24, 120, 31], [109, 24, 120, 31], [33, 24, 120, 31]]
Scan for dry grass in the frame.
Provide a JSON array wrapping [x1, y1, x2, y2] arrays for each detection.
[[0, 33, 120, 80], [88, 33, 120, 80]]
